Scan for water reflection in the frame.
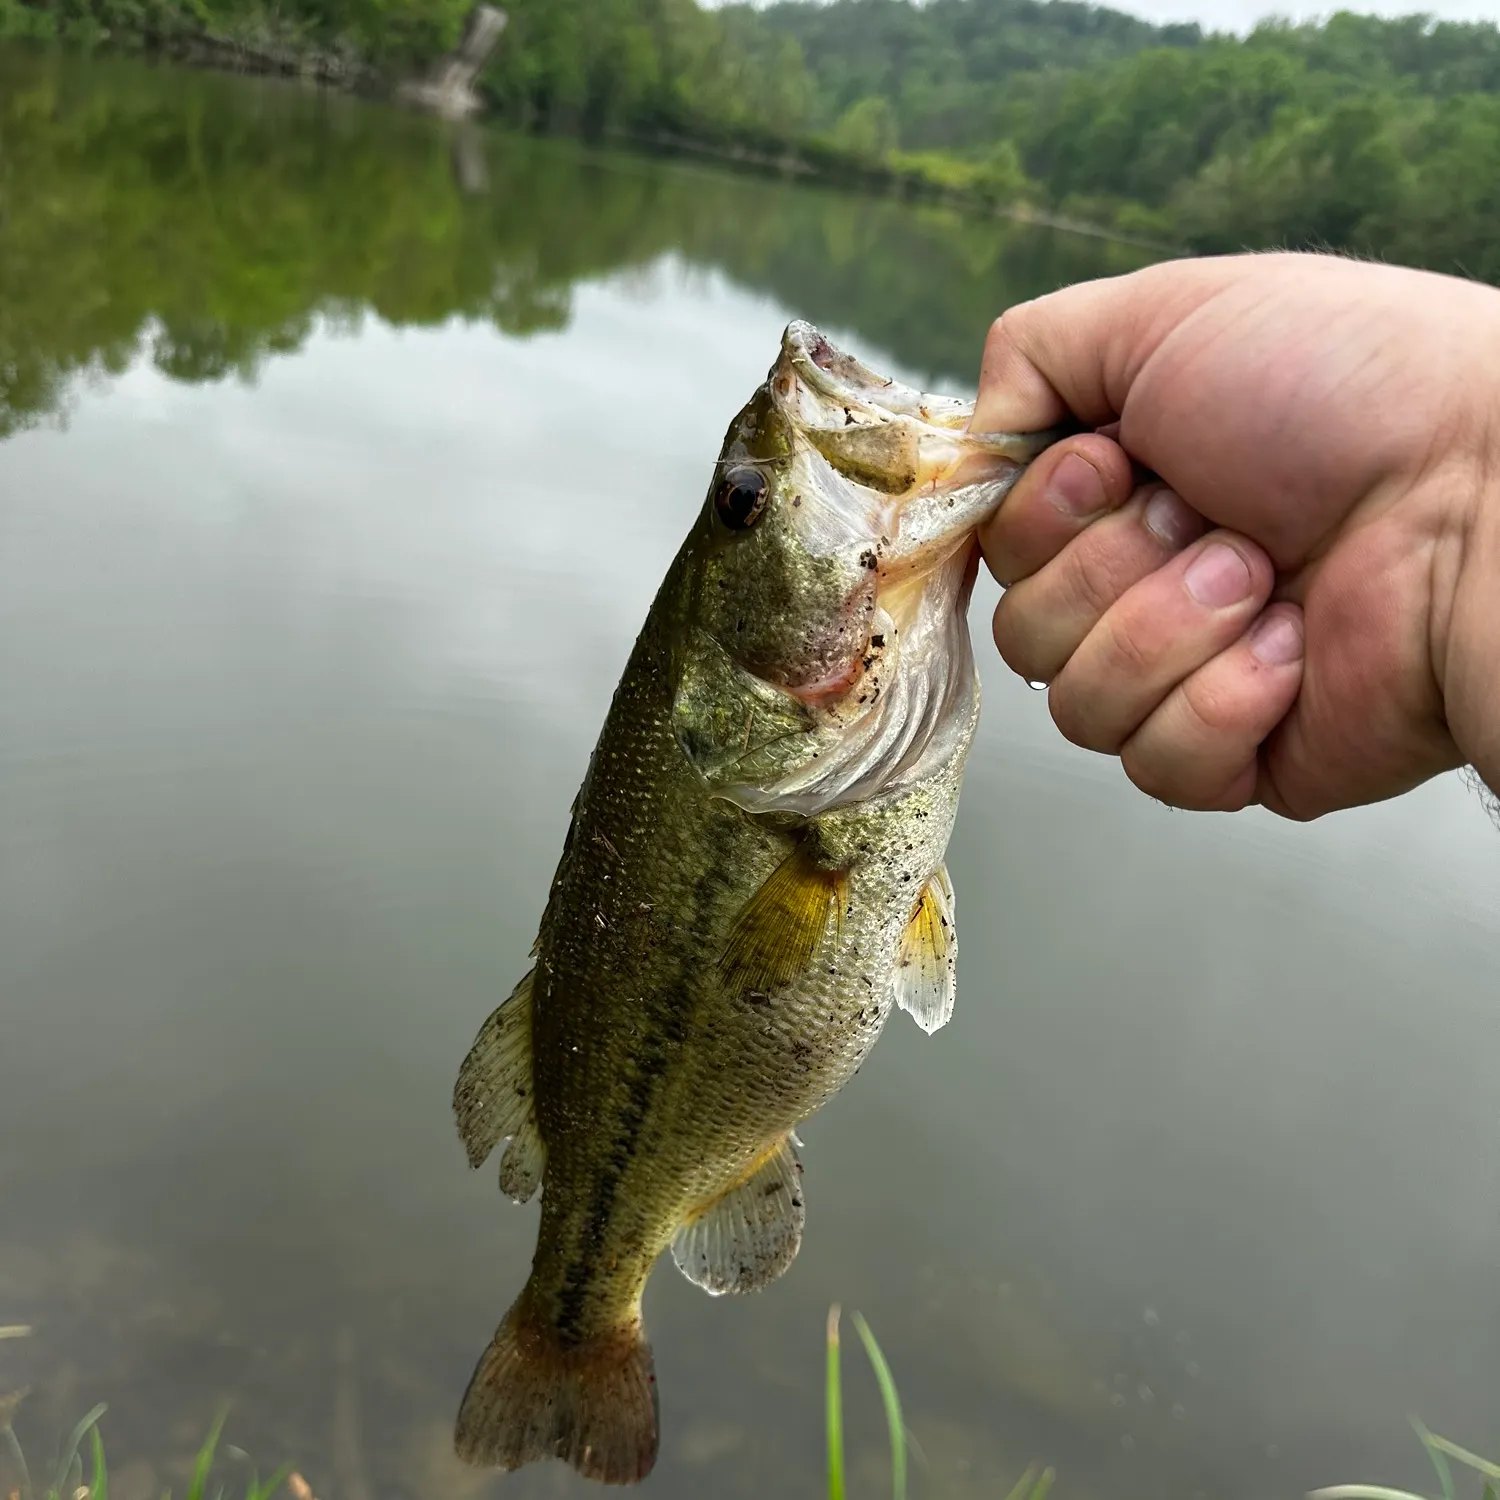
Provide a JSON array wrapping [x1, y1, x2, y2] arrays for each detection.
[[1, 41, 1498, 1500], [0, 45, 1151, 441]]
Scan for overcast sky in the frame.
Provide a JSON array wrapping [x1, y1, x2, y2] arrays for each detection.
[[713, 0, 1500, 38]]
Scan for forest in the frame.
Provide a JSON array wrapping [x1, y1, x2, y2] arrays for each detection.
[[4, 0, 1500, 277]]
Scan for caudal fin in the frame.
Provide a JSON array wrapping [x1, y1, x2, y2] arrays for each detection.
[[454, 1292, 659, 1485]]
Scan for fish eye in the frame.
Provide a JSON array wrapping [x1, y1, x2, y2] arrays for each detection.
[[713, 467, 769, 531]]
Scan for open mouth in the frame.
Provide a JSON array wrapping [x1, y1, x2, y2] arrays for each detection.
[[772, 323, 1065, 556], [778, 321, 977, 432]]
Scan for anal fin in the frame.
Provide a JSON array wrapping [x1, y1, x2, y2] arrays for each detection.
[[671, 1135, 805, 1296], [453, 969, 546, 1203], [718, 845, 848, 996], [894, 864, 956, 1035]]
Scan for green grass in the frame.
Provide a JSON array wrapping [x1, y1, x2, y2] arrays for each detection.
[[0, 1401, 291, 1500], [821, 1308, 1500, 1500], [1311, 1419, 1500, 1500], [7, 1318, 1491, 1500], [824, 1304, 1053, 1500]]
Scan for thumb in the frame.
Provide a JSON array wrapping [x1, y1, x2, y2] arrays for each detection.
[[970, 256, 1262, 436]]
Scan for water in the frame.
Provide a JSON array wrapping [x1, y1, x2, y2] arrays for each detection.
[[2, 44, 1498, 1500]]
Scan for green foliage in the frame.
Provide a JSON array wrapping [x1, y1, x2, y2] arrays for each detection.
[[743, 0, 1196, 148], [746, 0, 1500, 275], [832, 96, 899, 160], [0, 1402, 291, 1500], [12, 0, 1500, 275], [0, 44, 1151, 439]]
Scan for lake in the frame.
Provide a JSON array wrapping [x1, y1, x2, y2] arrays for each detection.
[[1, 43, 1497, 1500]]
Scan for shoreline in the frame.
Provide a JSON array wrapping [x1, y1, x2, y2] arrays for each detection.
[[0, 26, 1175, 255]]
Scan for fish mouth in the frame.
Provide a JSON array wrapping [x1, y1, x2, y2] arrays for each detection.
[[772, 320, 1065, 595], [776, 321, 977, 430]]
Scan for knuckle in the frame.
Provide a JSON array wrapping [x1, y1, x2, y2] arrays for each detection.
[[1098, 613, 1155, 679], [1177, 671, 1255, 740], [1048, 682, 1118, 754], [1059, 542, 1132, 622], [987, 301, 1034, 348]]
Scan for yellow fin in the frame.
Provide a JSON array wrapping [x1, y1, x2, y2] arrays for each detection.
[[718, 845, 848, 996], [894, 864, 956, 1035]]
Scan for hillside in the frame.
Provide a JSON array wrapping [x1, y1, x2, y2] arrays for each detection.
[[744, 0, 1204, 147], [5, 0, 1500, 279]]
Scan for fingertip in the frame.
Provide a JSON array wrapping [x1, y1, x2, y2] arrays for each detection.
[[1125, 752, 1258, 813], [1246, 603, 1305, 668], [1109, 601, 1308, 810]]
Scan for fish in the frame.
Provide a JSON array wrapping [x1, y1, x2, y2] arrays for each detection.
[[451, 322, 1064, 1484]]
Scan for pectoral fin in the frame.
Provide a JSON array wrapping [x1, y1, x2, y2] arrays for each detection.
[[453, 969, 546, 1203], [671, 1135, 805, 1296], [894, 865, 956, 1035], [718, 845, 849, 996]]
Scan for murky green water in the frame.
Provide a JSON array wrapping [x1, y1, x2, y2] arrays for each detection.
[[2, 44, 1497, 1500]]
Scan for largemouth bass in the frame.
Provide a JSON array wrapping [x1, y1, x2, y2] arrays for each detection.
[[452, 322, 1062, 1484]]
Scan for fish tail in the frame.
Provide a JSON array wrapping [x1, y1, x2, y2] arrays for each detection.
[[454, 1286, 659, 1485]]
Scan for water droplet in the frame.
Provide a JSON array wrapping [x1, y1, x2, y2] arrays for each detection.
[[1137, 1384, 1154, 1403], [1027, 679, 1048, 691], [1120, 1434, 1136, 1452], [1109, 1393, 1127, 1408], [1185, 1360, 1201, 1378], [1142, 1307, 1160, 1327], [1171, 1403, 1186, 1420]]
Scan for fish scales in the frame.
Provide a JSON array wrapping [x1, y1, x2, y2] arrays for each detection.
[[451, 322, 1064, 1484]]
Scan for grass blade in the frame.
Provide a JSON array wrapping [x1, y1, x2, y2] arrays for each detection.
[[244, 1464, 292, 1500], [850, 1312, 906, 1500], [90, 1425, 109, 1500], [1003, 1463, 1056, 1500], [49, 1403, 106, 1498], [1308, 1489, 1431, 1500], [1003, 1464, 1041, 1500], [1424, 1431, 1500, 1483], [826, 1305, 845, 1500], [185, 1409, 227, 1500], [2, 1422, 34, 1500], [1414, 1417, 1458, 1500]]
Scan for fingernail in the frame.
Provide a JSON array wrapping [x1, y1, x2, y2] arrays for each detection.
[[1046, 453, 1106, 519], [1185, 542, 1252, 608], [1250, 611, 1304, 665], [1143, 488, 1203, 550]]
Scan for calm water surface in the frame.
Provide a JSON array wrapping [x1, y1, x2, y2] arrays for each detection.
[[2, 45, 1498, 1500]]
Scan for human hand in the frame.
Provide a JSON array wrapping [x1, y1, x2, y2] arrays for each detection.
[[973, 252, 1500, 819]]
